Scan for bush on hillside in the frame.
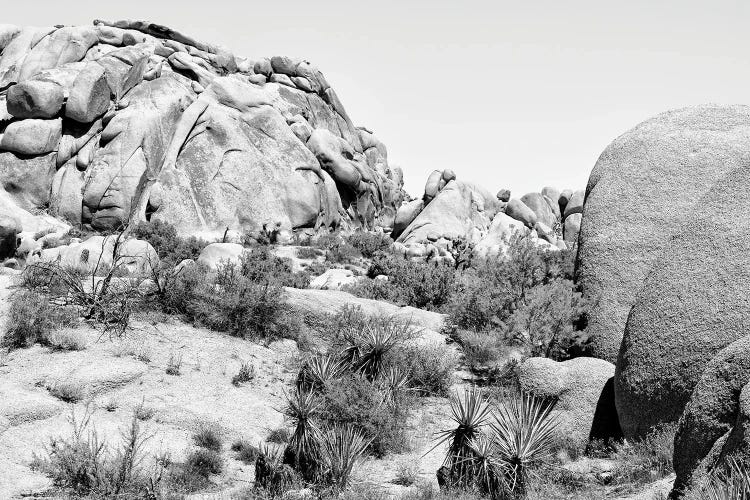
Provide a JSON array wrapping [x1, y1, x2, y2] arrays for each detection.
[[447, 232, 587, 360], [345, 232, 393, 258], [345, 255, 456, 311], [2, 291, 78, 349], [131, 219, 206, 265]]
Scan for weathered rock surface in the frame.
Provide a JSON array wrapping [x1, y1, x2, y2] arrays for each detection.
[[34, 235, 158, 274], [577, 105, 750, 363], [196, 242, 244, 270], [517, 357, 622, 450], [0, 20, 404, 240], [671, 336, 750, 496], [616, 161, 750, 439], [505, 198, 537, 228], [309, 268, 359, 290]]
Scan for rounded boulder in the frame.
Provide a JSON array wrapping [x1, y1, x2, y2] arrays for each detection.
[[518, 357, 622, 451], [577, 105, 750, 363]]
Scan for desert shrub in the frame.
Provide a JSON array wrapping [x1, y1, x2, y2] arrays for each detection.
[[390, 343, 457, 397], [239, 247, 310, 289], [610, 422, 676, 485], [134, 403, 156, 421], [346, 231, 393, 258], [131, 219, 206, 265], [231, 439, 260, 464], [339, 317, 414, 381], [193, 423, 223, 452], [2, 290, 78, 349], [457, 331, 504, 369], [47, 381, 86, 403], [166, 352, 182, 375], [320, 373, 411, 458], [267, 427, 291, 444], [31, 407, 161, 497], [350, 255, 456, 311], [232, 360, 256, 386], [393, 458, 420, 486], [296, 246, 322, 259], [45, 329, 87, 351], [186, 448, 224, 477], [447, 232, 587, 361], [20, 236, 149, 338]]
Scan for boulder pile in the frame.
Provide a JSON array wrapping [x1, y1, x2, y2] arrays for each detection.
[[391, 167, 582, 263], [0, 20, 405, 247]]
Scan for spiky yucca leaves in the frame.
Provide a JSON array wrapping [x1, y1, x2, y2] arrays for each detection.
[[297, 353, 346, 392], [256, 444, 299, 495], [281, 389, 322, 481], [468, 433, 509, 498], [342, 319, 411, 380], [490, 392, 558, 495], [319, 425, 372, 490], [432, 387, 493, 489], [380, 366, 410, 405], [697, 458, 750, 500]]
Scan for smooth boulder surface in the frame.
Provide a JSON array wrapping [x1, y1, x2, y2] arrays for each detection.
[[309, 268, 359, 290], [617, 161, 750, 439], [6, 80, 64, 118], [521, 192, 557, 227], [577, 105, 750, 363], [517, 357, 622, 450], [563, 213, 582, 244], [505, 198, 537, 228], [196, 242, 244, 270]]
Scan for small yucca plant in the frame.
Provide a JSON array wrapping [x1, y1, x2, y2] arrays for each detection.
[[701, 458, 750, 500], [319, 425, 372, 490], [491, 391, 558, 494], [431, 387, 493, 489], [281, 389, 322, 480], [343, 320, 409, 380], [380, 366, 410, 405], [298, 353, 345, 392]]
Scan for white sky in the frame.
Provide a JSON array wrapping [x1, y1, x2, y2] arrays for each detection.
[[5, 0, 750, 197]]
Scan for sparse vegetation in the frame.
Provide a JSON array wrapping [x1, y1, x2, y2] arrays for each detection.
[[346, 231, 393, 258], [131, 219, 206, 265], [232, 360, 256, 386], [232, 439, 261, 464], [166, 351, 182, 375], [610, 422, 676, 485], [31, 406, 163, 498], [2, 290, 78, 349], [267, 426, 291, 444], [47, 380, 86, 403], [193, 423, 223, 452], [185, 448, 224, 477]]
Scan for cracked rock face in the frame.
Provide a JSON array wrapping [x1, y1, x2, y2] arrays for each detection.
[[0, 19, 404, 238]]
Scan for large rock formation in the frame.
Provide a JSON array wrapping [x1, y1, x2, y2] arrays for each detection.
[[0, 20, 404, 240], [616, 161, 750, 439], [576, 105, 750, 363]]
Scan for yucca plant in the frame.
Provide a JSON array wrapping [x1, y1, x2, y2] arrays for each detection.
[[380, 366, 410, 405], [490, 391, 558, 495], [281, 389, 322, 481], [431, 386, 493, 489], [319, 425, 372, 490], [342, 320, 409, 380], [256, 443, 299, 496], [297, 353, 346, 392], [700, 458, 750, 500]]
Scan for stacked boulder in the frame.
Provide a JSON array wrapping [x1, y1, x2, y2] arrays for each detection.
[[574, 104, 750, 496], [391, 167, 580, 263], [0, 20, 405, 248]]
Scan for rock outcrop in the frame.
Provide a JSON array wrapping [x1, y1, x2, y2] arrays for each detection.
[[576, 105, 750, 363], [671, 336, 750, 496], [0, 20, 405, 241], [616, 160, 750, 439], [517, 357, 622, 451]]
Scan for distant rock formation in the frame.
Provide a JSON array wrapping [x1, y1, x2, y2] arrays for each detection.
[[0, 19, 405, 246], [391, 167, 580, 264]]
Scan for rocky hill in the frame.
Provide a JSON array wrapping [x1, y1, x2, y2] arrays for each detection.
[[0, 19, 404, 243]]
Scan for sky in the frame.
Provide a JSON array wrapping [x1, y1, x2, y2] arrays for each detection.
[[5, 1, 750, 197]]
